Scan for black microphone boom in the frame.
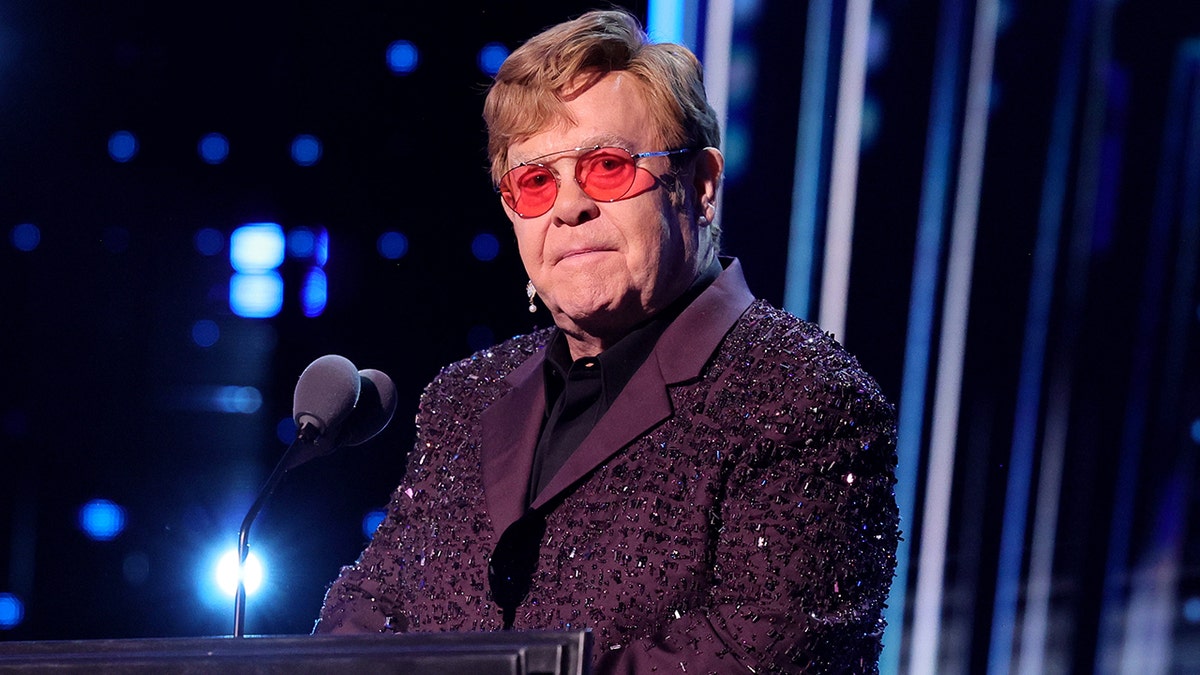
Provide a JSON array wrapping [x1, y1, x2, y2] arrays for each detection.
[[233, 355, 398, 637]]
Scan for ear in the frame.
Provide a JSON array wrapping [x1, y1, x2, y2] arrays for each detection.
[[691, 147, 724, 222]]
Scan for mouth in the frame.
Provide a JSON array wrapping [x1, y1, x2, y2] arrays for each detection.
[[556, 247, 611, 263]]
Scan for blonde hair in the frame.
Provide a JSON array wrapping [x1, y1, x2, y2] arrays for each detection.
[[482, 9, 721, 183]]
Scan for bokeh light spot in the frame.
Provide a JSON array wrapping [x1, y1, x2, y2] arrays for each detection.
[[192, 319, 220, 348], [11, 223, 40, 252], [79, 499, 126, 541], [0, 594, 24, 630], [108, 130, 139, 163], [216, 550, 264, 597], [291, 134, 323, 166], [198, 132, 230, 165], [478, 42, 509, 76], [195, 228, 224, 256], [378, 231, 409, 260], [386, 40, 419, 74], [362, 509, 386, 539], [471, 232, 500, 261]]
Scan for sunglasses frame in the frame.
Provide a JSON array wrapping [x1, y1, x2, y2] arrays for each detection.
[[497, 145, 694, 218]]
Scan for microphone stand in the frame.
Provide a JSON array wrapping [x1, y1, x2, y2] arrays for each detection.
[[233, 424, 320, 637]]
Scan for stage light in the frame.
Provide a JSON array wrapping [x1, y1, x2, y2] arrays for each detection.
[[288, 227, 316, 258], [386, 40, 419, 74], [230, 272, 284, 318], [301, 267, 327, 318], [1191, 418, 1200, 444], [362, 509, 386, 539], [315, 228, 329, 266], [477, 42, 509, 76], [79, 499, 126, 541], [192, 319, 220, 347], [195, 228, 224, 256], [276, 416, 297, 444], [216, 550, 264, 598], [377, 231, 408, 260], [1185, 596, 1200, 624], [231, 223, 285, 272], [291, 134, 322, 166], [647, 0, 685, 44], [214, 386, 262, 414], [10, 223, 40, 252], [108, 130, 138, 163], [471, 232, 500, 262], [199, 132, 230, 165], [0, 593, 23, 630]]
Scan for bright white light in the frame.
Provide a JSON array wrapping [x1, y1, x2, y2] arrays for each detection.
[[229, 271, 284, 318], [230, 223, 285, 273], [216, 550, 264, 597]]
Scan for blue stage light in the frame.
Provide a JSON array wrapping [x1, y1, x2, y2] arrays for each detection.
[[277, 416, 297, 444], [377, 231, 409, 260], [301, 267, 327, 318], [216, 549, 264, 598], [362, 509, 386, 539], [192, 319, 220, 348], [214, 386, 262, 414], [0, 593, 23, 630], [315, 228, 329, 266], [230, 272, 284, 318], [195, 228, 224, 256], [1185, 596, 1200, 624], [10, 223, 40, 252], [230, 223, 285, 273], [471, 232, 500, 261], [1191, 418, 1200, 444], [291, 134, 322, 166], [386, 40, 419, 74], [287, 227, 316, 258], [477, 42, 509, 76], [79, 499, 126, 541], [198, 132, 230, 165], [108, 130, 139, 163]]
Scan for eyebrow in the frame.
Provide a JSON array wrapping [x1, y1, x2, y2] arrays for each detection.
[[508, 133, 634, 167]]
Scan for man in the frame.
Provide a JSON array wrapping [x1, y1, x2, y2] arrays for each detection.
[[316, 10, 899, 673]]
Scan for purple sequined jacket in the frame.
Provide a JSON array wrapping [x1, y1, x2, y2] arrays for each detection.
[[315, 259, 899, 674]]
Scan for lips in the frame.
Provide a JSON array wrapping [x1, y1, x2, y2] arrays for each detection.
[[555, 247, 613, 263]]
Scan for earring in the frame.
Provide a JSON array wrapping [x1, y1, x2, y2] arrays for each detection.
[[526, 280, 538, 313], [698, 215, 709, 227]]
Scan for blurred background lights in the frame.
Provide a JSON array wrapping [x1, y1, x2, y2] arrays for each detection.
[[216, 550, 264, 597], [477, 42, 509, 76], [290, 134, 322, 166], [1191, 418, 1200, 444], [191, 319, 220, 347], [377, 231, 408, 260], [79, 499, 126, 541], [198, 132, 230, 164], [362, 509, 386, 539], [0, 593, 23, 630], [276, 416, 297, 444], [229, 272, 284, 318], [194, 227, 224, 256], [10, 223, 40, 252], [1184, 596, 1200, 623], [314, 228, 329, 266], [386, 40, 419, 74], [214, 386, 262, 414], [287, 227, 316, 258], [108, 130, 138, 163], [230, 223, 285, 272], [301, 267, 327, 318], [471, 232, 500, 261]]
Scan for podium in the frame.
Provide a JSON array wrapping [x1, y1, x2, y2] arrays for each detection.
[[0, 632, 592, 674]]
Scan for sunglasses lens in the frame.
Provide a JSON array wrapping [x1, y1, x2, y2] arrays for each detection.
[[577, 148, 638, 201], [500, 165, 557, 217]]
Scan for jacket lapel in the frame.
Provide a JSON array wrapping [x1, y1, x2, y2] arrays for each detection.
[[528, 258, 756, 510], [479, 349, 546, 535]]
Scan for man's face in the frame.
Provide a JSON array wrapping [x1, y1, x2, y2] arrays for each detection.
[[502, 71, 706, 349]]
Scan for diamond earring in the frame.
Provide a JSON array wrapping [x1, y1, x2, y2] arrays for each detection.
[[526, 280, 538, 313]]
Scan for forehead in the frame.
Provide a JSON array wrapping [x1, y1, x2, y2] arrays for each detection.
[[507, 72, 659, 165]]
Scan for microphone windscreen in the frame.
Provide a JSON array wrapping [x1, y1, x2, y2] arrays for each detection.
[[292, 354, 361, 436], [342, 369, 398, 447]]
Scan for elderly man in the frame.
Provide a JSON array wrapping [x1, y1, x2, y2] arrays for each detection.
[[316, 9, 898, 673]]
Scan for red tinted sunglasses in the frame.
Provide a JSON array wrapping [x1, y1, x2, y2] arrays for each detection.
[[497, 146, 693, 218]]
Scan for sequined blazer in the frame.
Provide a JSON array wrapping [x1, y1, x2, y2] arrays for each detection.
[[316, 259, 900, 674]]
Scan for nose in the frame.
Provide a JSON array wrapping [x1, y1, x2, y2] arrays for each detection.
[[550, 175, 600, 226]]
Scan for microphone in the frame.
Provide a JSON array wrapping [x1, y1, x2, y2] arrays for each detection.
[[234, 355, 397, 637]]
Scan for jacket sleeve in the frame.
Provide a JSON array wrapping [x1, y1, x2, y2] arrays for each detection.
[[596, 394, 899, 674]]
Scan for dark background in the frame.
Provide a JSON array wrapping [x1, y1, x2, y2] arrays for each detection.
[[1, 1, 1199, 671]]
